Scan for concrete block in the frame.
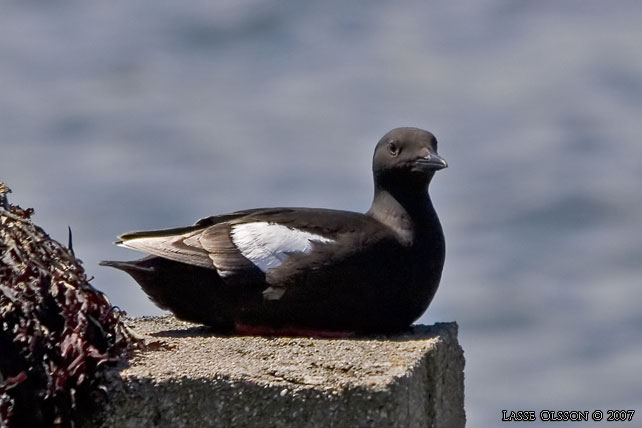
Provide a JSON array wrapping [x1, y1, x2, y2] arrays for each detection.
[[81, 316, 465, 428]]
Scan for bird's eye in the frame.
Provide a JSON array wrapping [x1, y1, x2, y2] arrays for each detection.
[[387, 142, 399, 157]]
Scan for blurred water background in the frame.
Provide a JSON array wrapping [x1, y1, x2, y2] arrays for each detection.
[[1, 0, 641, 425]]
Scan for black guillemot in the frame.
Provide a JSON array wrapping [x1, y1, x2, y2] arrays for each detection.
[[101, 127, 447, 335]]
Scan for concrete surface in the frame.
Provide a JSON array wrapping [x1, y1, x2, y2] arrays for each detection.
[[81, 316, 465, 428]]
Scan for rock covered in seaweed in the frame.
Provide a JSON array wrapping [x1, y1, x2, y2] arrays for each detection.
[[0, 182, 139, 428]]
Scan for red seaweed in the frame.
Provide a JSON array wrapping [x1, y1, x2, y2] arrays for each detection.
[[0, 183, 139, 427]]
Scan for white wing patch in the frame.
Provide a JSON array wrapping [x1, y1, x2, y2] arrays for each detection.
[[230, 222, 333, 272]]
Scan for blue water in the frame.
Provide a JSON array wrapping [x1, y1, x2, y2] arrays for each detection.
[[1, 1, 641, 425]]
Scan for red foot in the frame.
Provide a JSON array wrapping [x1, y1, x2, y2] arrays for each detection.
[[234, 322, 354, 339]]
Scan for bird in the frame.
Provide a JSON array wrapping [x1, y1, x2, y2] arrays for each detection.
[[101, 127, 447, 336]]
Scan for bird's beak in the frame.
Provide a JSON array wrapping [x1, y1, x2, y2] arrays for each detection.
[[416, 153, 448, 171]]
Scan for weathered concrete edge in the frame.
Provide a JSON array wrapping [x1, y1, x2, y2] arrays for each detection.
[[81, 321, 465, 428], [427, 322, 466, 427]]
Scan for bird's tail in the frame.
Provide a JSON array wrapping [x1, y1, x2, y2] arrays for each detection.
[[99, 259, 155, 274], [99, 256, 233, 331]]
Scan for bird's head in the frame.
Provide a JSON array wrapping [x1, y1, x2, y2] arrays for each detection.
[[372, 127, 447, 191]]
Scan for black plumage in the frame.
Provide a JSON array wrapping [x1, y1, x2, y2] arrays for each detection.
[[101, 127, 448, 334]]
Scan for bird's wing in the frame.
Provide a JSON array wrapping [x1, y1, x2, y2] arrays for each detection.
[[115, 209, 265, 269], [206, 220, 335, 277], [116, 208, 362, 279], [117, 227, 215, 269]]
